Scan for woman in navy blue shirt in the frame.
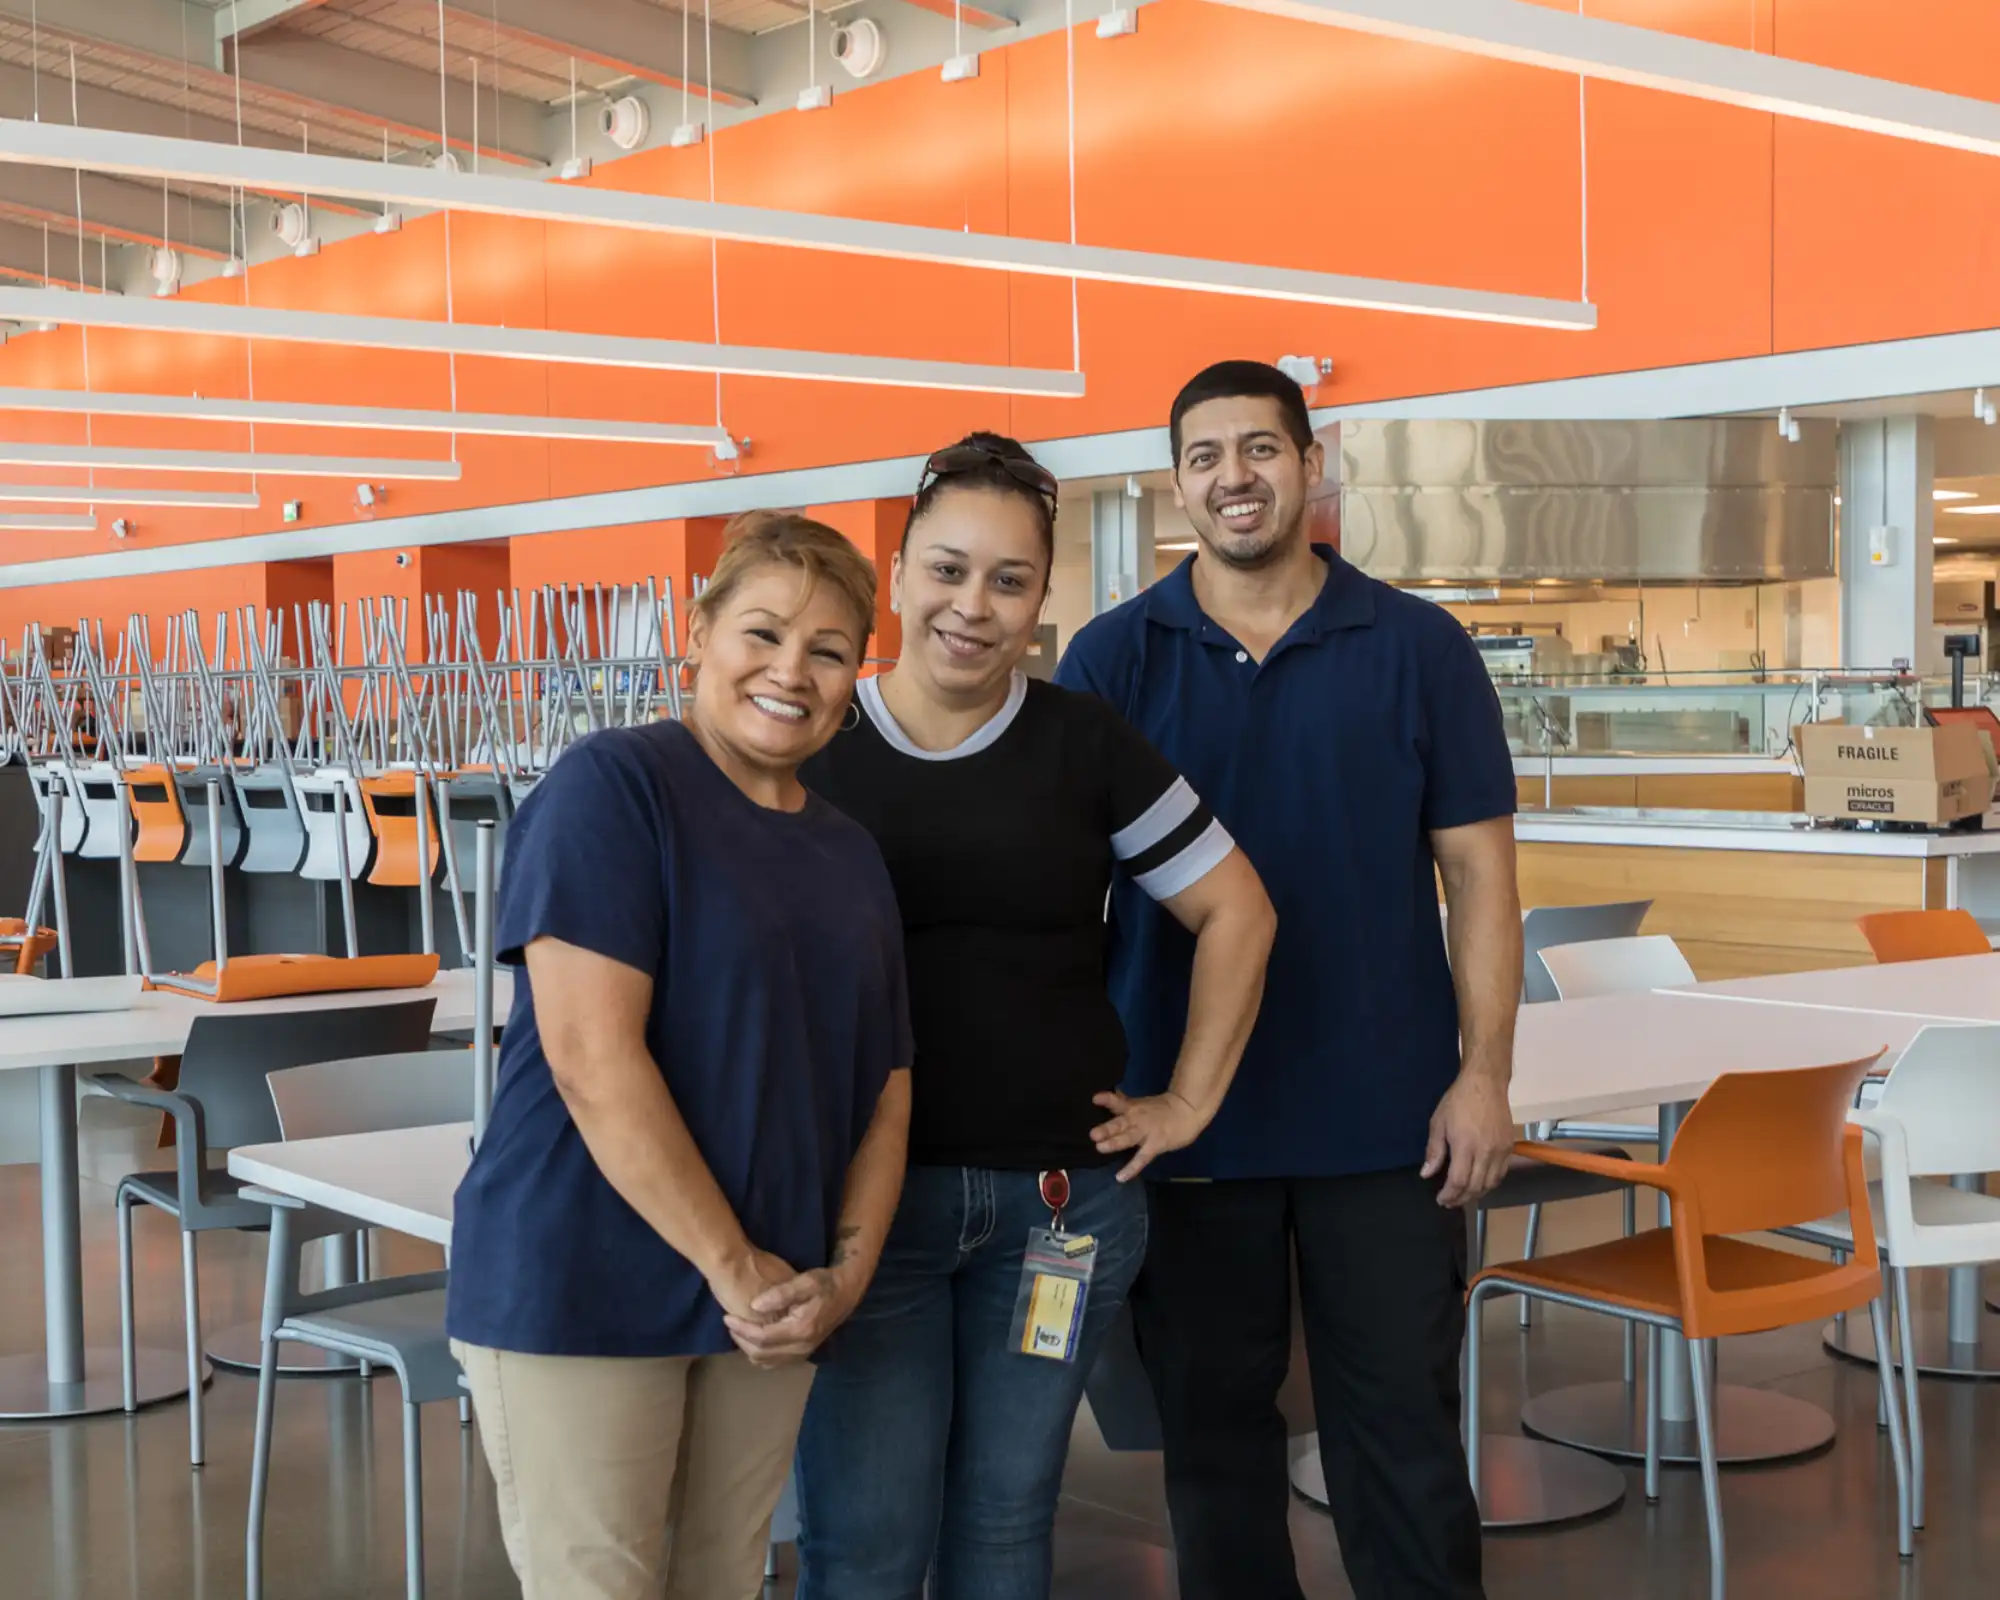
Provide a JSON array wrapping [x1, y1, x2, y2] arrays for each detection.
[[448, 514, 913, 1600], [795, 435, 1276, 1600]]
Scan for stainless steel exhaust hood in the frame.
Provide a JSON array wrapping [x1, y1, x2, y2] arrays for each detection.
[[1337, 419, 1836, 583]]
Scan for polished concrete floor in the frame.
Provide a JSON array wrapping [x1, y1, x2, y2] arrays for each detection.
[[0, 1165, 1988, 1598]]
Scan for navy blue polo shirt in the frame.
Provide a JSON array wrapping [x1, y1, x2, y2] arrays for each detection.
[[446, 720, 911, 1357], [1055, 547, 1515, 1180]]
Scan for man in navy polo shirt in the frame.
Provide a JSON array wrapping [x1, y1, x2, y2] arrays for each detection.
[[1057, 361, 1521, 1600]]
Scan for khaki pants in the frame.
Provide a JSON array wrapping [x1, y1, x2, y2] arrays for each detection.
[[454, 1342, 814, 1600]]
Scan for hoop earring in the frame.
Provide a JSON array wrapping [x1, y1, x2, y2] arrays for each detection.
[[841, 699, 861, 733], [675, 659, 696, 695]]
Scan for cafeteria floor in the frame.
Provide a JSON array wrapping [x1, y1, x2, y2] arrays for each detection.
[[0, 1162, 1979, 1599]]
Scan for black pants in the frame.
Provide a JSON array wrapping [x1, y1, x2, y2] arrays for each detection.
[[1129, 1169, 1482, 1600]]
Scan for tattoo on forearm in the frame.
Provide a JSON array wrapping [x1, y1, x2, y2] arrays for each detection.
[[830, 1225, 862, 1267]]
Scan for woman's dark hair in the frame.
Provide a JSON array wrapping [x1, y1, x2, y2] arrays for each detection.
[[1169, 360, 1315, 465], [905, 431, 1057, 574]]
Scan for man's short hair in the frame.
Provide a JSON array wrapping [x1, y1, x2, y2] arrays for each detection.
[[1169, 360, 1315, 465]]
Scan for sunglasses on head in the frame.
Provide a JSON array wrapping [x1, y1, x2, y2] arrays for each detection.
[[917, 443, 1060, 512]]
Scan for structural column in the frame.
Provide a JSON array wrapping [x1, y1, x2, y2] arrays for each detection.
[[1091, 485, 1155, 617], [1838, 417, 1936, 675], [807, 499, 909, 659]]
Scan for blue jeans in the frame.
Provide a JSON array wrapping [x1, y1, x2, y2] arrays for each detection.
[[794, 1164, 1147, 1600]]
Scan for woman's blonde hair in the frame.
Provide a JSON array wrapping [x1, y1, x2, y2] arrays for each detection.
[[692, 512, 878, 649]]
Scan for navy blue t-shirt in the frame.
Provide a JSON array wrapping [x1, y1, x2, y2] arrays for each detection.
[[1056, 547, 1515, 1180], [446, 720, 912, 1357]]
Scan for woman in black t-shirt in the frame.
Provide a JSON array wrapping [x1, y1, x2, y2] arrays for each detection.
[[794, 433, 1276, 1600]]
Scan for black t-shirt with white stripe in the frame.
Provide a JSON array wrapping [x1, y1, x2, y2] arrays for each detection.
[[802, 673, 1232, 1170]]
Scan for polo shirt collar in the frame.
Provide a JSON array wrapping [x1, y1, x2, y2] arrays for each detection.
[[1144, 544, 1376, 642]]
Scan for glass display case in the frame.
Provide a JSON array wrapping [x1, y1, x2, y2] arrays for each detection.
[[1489, 671, 1981, 759]]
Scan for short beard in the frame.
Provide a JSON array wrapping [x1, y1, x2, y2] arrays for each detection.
[[1200, 506, 1306, 571]]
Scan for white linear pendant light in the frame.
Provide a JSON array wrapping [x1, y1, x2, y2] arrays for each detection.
[[0, 287, 1087, 397], [1194, 0, 2000, 159], [0, 388, 730, 447], [0, 512, 95, 531], [0, 442, 463, 480], [0, 483, 261, 508], [0, 118, 1595, 330]]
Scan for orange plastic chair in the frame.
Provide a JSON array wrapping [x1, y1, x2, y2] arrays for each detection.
[[1466, 1054, 1907, 1599], [121, 763, 189, 863], [0, 917, 59, 976], [1857, 908, 1991, 964], [357, 773, 441, 889]]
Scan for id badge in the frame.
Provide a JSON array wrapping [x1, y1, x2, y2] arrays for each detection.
[[1010, 1227, 1098, 1362]]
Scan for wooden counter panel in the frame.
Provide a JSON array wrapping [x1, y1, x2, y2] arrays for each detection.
[[1515, 842, 1931, 977], [1514, 773, 1803, 814], [1633, 773, 1803, 812]]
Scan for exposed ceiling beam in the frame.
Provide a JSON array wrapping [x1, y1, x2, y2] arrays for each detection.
[[0, 483, 260, 508], [215, 0, 340, 42], [0, 285, 1087, 396], [0, 219, 93, 289], [886, 0, 1018, 32], [0, 0, 210, 69], [1196, 0, 2000, 160], [0, 441, 462, 479], [0, 166, 232, 258], [224, 35, 549, 166], [0, 385, 735, 448], [436, 0, 756, 107], [0, 118, 1598, 328]]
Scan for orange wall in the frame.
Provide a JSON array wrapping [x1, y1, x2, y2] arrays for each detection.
[[807, 500, 910, 656], [3, 0, 1999, 625]]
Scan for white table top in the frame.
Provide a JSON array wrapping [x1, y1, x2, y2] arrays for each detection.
[[1676, 952, 2000, 1024], [229, 1121, 469, 1246], [221, 991, 1934, 1253], [0, 967, 512, 1074]]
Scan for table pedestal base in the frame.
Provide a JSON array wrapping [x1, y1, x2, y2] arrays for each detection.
[[206, 1321, 367, 1377], [0, 1347, 198, 1420], [1520, 1380, 1834, 1466], [1290, 1431, 1626, 1529], [1825, 1309, 2000, 1379]]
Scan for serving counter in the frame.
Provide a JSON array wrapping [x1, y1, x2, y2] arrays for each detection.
[[1509, 806, 2000, 979]]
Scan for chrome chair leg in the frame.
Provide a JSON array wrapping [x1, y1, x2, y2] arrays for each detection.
[[1464, 1280, 1496, 1488], [1644, 1324, 1661, 1504], [1622, 1188, 1637, 1384], [245, 1332, 281, 1600], [116, 1191, 137, 1414], [1833, 1248, 1849, 1334], [402, 1400, 425, 1600], [1686, 1336, 1726, 1600], [181, 1231, 204, 1467], [1891, 1265, 1925, 1532], [1518, 1206, 1542, 1327], [1866, 1293, 1914, 1559], [766, 1543, 780, 1581]]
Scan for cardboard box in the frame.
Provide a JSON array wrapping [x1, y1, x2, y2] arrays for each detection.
[[1795, 723, 1992, 826]]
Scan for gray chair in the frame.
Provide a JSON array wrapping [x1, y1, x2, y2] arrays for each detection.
[[1503, 901, 1654, 1329], [91, 999, 439, 1465], [246, 1047, 476, 1600], [1521, 900, 1653, 1005]]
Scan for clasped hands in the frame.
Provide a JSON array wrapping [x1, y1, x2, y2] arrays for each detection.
[[714, 1249, 863, 1369]]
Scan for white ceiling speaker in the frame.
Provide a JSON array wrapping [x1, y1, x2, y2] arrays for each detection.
[[832, 18, 886, 79], [270, 202, 310, 249], [599, 96, 651, 152], [432, 149, 462, 174], [146, 246, 181, 295]]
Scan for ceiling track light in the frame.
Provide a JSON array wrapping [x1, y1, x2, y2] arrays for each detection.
[[0, 117, 1593, 328], [1977, 387, 1998, 425], [0, 387, 734, 447], [0, 287, 1087, 398], [1097, 6, 1139, 35], [0, 483, 259, 508], [1776, 406, 1801, 442], [0, 512, 94, 531], [1194, 0, 2000, 161], [0, 442, 462, 480]]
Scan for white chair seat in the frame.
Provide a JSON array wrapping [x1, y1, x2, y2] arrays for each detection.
[[1799, 1179, 2000, 1263]]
